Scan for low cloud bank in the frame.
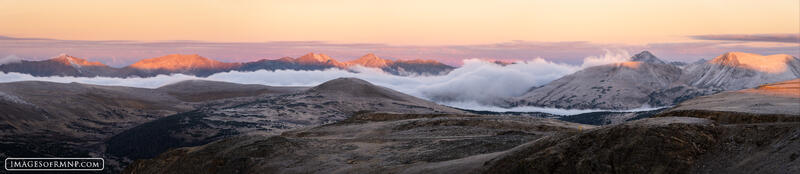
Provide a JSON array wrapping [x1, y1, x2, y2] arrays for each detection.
[[0, 51, 644, 115], [0, 55, 22, 65], [580, 49, 631, 68]]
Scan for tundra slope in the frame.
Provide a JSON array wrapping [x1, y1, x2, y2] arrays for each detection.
[[106, 78, 466, 164], [658, 78, 800, 123], [0, 80, 303, 172], [123, 113, 590, 174]]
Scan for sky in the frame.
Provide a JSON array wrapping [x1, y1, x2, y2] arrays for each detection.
[[0, 0, 798, 66]]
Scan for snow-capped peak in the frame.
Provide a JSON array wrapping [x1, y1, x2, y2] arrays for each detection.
[[348, 53, 393, 68], [710, 52, 796, 74]]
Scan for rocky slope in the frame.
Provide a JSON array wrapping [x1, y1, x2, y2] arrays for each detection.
[[510, 51, 711, 109], [106, 78, 466, 165]]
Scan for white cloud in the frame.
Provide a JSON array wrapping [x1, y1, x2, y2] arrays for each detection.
[[580, 49, 631, 68], [0, 55, 22, 65], [0, 51, 640, 115]]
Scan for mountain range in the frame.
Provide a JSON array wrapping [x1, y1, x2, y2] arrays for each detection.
[[508, 51, 800, 109], [2, 50, 800, 173], [0, 53, 455, 77]]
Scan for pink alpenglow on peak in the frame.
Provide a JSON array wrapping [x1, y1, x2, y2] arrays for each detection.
[[710, 52, 797, 74], [128, 54, 240, 71], [347, 53, 394, 68]]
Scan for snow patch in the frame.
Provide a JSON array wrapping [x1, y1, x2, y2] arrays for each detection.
[[580, 49, 631, 68]]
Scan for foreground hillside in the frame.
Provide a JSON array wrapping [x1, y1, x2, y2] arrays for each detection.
[[126, 115, 800, 174], [123, 113, 589, 173], [127, 78, 800, 174], [0, 80, 304, 172], [0, 78, 467, 172]]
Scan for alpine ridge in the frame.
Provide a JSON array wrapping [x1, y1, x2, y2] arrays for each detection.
[[0, 53, 454, 77], [509, 51, 707, 109], [509, 51, 800, 110]]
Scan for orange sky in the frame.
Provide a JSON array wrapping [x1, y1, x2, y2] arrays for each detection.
[[1, 0, 798, 45]]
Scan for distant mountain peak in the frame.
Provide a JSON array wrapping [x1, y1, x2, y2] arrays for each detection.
[[129, 54, 237, 70], [349, 53, 393, 68], [275, 57, 295, 62], [631, 51, 666, 64], [709, 52, 796, 73], [49, 54, 107, 68], [297, 52, 333, 62], [294, 52, 346, 67]]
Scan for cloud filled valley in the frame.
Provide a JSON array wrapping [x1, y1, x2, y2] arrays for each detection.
[[0, 50, 645, 115]]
